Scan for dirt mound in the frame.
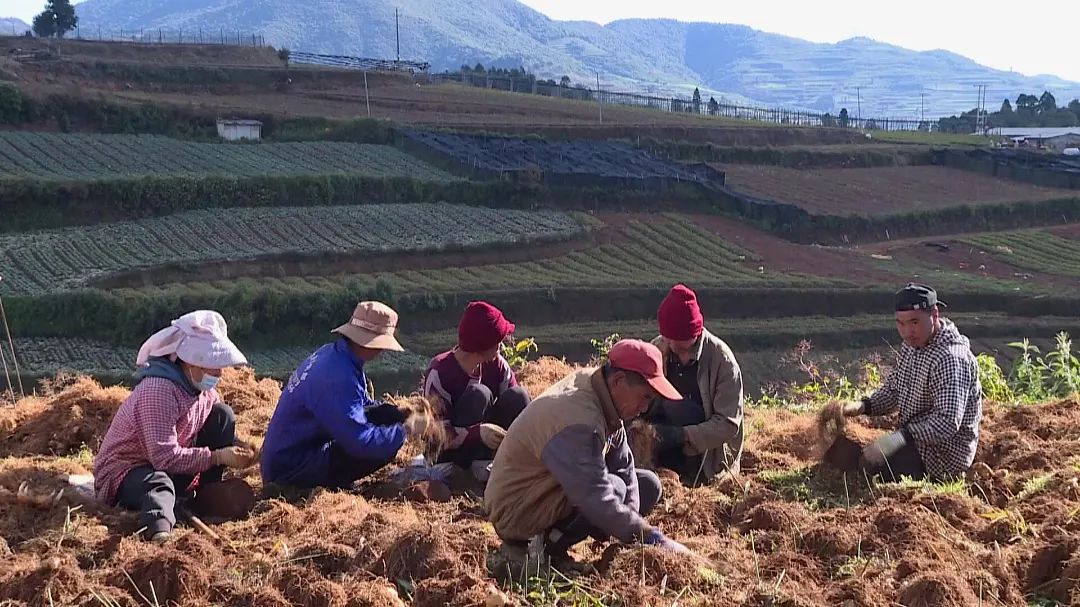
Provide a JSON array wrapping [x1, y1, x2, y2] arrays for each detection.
[[897, 571, 979, 606], [116, 549, 212, 604], [0, 375, 128, 457], [516, 356, 575, 399], [217, 366, 282, 440]]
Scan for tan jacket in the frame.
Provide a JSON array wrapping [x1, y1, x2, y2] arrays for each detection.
[[652, 328, 744, 481], [484, 368, 644, 542]]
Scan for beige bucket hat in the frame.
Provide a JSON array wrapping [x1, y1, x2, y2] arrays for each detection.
[[332, 301, 405, 352]]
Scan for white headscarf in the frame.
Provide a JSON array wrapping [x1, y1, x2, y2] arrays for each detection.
[[136, 310, 248, 369]]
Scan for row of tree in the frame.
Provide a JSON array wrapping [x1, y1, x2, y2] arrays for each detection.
[[938, 91, 1080, 133]]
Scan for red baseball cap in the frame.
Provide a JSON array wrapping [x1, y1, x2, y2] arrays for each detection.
[[607, 339, 683, 401]]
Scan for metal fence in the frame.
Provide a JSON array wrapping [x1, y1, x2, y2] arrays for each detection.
[[425, 72, 936, 133], [289, 51, 429, 74], [57, 27, 266, 47]]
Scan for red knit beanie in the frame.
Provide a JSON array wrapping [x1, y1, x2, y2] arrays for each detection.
[[458, 301, 515, 353], [657, 284, 704, 341]]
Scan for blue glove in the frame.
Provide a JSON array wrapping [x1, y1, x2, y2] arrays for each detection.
[[643, 529, 692, 555]]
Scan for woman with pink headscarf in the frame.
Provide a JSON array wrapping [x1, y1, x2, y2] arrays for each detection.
[[94, 310, 254, 543]]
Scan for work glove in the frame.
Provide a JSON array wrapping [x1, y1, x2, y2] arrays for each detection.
[[643, 529, 693, 556], [479, 423, 507, 450], [654, 424, 686, 453], [843, 398, 869, 417], [862, 430, 907, 467], [365, 401, 407, 426], [211, 445, 255, 469]]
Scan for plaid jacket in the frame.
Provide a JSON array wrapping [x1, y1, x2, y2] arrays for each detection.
[[865, 318, 982, 480], [94, 377, 216, 504]]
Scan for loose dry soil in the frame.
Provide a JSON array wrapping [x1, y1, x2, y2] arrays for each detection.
[[2, 359, 1079, 606]]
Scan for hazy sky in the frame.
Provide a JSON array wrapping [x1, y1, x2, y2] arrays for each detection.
[[519, 0, 1080, 82], [4, 0, 1078, 82]]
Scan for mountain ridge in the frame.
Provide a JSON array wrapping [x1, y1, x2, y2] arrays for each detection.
[[46, 0, 1080, 116]]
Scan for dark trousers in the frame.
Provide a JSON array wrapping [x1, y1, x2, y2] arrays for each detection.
[[117, 402, 236, 538], [546, 469, 662, 556], [645, 398, 707, 481], [863, 439, 926, 482], [439, 383, 531, 467], [324, 442, 397, 489]]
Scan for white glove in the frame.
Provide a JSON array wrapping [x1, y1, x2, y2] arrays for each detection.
[[862, 430, 907, 467]]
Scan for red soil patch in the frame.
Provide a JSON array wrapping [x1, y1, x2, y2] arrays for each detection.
[[722, 165, 1073, 216], [1, 365, 1077, 606]]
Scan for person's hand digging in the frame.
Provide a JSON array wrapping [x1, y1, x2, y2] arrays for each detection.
[[212, 445, 255, 469], [644, 529, 693, 556]]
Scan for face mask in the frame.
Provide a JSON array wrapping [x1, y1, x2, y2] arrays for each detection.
[[191, 371, 221, 393]]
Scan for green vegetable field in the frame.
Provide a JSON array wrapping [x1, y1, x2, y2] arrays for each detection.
[[13, 337, 429, 380], [122, 215, 834, 297], [0, 133, 458, 181], [962, 231, 1080, 278], [0, 204, 588, 295]]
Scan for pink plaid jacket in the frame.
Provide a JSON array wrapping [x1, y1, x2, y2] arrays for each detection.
[[93, 377, 217, 505]]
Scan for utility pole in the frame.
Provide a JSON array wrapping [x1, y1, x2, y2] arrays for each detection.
[[920, 92, 926, 124], [596, 72, 603, 124], [856, 87, 862, 125], [973, 84, 986, 134], [395, 8, 400, 63]]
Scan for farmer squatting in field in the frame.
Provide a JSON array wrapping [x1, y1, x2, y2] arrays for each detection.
[[645, 284, 745, 486], [93, 311, 257, 543], [842, 283, 983, 481], [422, 301, 531, 481], [260, 301, 422, 489], [484, 339, 694, 570]]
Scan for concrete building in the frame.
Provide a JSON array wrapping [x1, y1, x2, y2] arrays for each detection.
[[216, 119, 263, 141], [991, 127, 1080, 152]]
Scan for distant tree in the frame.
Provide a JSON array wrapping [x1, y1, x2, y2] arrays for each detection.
[[671, 98, 683, 112], [1000, 98, 1013, 113], [32, 0, 77, 38], [1015, 93, 1038, 112], [31, 12, 55, 37], [707, 96, 719, 116], [0, 84, 22, 124], [692, 87, 702, 113], [1038, 90, 1058, 114], [864, 119, 879, 131], [559, 75, 571, 88], [838, 108, 850, 127], [1070, 99, 1080, 120], [821, 112, 837, 127], [473, 63, 485, 73]]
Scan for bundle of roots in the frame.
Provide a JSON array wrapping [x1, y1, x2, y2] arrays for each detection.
[[0, 482, 65, 510], [815, 401, 864, 471], [388, 394, 448, 457], [628, 419, 660, 471]]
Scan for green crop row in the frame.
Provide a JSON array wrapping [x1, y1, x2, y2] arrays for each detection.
[[0, 175, 540, 233], [0, 133, 458, 182], [0, 204, 588, 295], [962, 231, 1080, 279]]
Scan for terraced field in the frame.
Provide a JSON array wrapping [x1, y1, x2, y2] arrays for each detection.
[[722, 165, 1075, 216], [121, 215, 835, 297], [0, 133, 458, 181], [962, 231, 1080, 278], [12, 337, 428, 381], [0, 204, 588, 295]]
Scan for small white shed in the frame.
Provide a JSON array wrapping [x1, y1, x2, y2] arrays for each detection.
[[216, 119, 263, 141]]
